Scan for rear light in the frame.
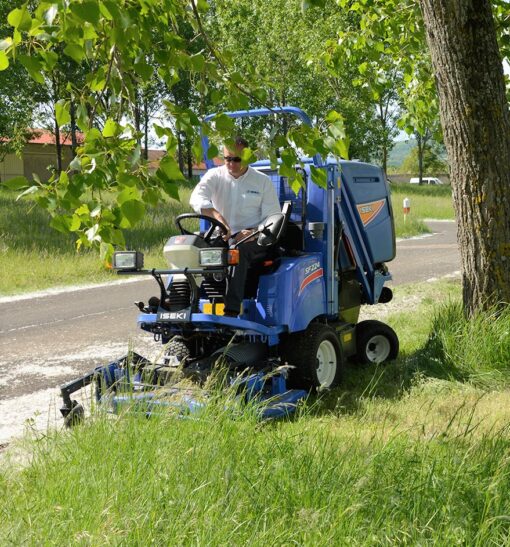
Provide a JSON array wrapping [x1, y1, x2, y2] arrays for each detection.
[[228, 249, 239, 265]]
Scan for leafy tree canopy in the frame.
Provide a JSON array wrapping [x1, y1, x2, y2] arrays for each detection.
[[1, 0, 349, 261]]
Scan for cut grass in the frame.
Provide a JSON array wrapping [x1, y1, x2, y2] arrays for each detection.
[[1, 279, 510, 544]]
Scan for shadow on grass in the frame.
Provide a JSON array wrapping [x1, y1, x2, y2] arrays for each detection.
[[317, 337, 471, 415]]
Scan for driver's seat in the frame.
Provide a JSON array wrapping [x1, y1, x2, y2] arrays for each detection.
[[243, 201, 292, 298]]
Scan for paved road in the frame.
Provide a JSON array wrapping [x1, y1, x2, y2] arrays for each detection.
[[0, 221, 459, 442]]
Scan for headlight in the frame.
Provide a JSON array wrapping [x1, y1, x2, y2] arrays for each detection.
[[199, 248, 226, 267], [113, 251, 144, 271]]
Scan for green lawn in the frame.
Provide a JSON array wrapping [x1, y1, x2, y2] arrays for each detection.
[[1, 279, 510, 544]]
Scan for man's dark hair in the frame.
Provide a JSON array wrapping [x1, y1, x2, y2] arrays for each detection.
[[234, 136, 249, 148]]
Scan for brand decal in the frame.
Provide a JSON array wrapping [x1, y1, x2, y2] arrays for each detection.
[[356, 199, 386, 226], [299, 261, 323, 294], [174, 236, 187, 244], [157, 310, 191, 322]]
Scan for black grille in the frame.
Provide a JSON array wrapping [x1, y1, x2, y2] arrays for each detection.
[[166, 280, 191, 311], [201, 278, 226, 302]]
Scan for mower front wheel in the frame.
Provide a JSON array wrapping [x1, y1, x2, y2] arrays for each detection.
[[355, 320, 399, 364], [164, 336, 192, 366], [280, 323, 343, 390]]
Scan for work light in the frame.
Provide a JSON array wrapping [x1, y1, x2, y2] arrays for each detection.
[[199, 248, 226, 267], [113, 251, 144, 271]]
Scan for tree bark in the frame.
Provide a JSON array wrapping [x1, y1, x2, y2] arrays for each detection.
[[70, 99, 78, 158], [419, 0, 510, 314]]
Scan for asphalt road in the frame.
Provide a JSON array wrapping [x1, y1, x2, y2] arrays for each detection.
[[0, 220, 459, 443]]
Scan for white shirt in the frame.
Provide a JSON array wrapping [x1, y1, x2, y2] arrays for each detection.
[[189, 165, 281, 234]]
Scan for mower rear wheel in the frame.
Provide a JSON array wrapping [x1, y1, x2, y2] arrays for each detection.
[[355, 320, 399, 364], [164, 336, 192, 366], [280, 323, 343, 390]]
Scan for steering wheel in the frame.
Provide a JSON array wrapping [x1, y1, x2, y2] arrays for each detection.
[[175, 213, 229, 243]]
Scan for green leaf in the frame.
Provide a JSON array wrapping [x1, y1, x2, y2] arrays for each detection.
[[207, 143, 219, 160], [159, 155, 185, 180], [120, 200, 145, 227], [117, 186, 140, 205], [2, 176, 28, 190], [161, 181, 179, 200], [8, 7, 32, 32], [143, 188, 161, 207], [310, 166, 327, 189], [63, 43, 85, 63], [55, 100, 71, 127], [102, 118, 121, 138], [240, 147, 257, 165], [118, 173, 138, 187], [50, 215, 73, 233], [212, 113, 234, 132], [70, 2, 100, 25], [69, 215, 81, 231], [0, 51, 8, 71], [134, 61, 153, 81]]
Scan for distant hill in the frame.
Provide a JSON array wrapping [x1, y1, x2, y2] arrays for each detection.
[[388, 139, 416, 168]]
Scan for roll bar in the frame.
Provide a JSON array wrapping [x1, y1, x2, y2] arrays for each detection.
[[201, 106, 321, 168]]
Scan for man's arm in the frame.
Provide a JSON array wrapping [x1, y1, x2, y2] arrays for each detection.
[[261, 177, 282, 218], [189, 173, 231, 239], [201, 207, 231, 240]]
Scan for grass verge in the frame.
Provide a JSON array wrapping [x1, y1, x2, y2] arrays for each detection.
[[390, 183, 455, 239], [1, 279, 510, 544], [1, 183, 454, 296], [0, 187, 192, 295]]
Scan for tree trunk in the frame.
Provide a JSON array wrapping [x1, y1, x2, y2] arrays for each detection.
[[143, 93, 149, 160], [54, 112, 62, 175], [70, 99, 78, 158], [419, 0, 510, 314], [416, 133, 424, 183], [186, 138, 193, 179], [378, 99, 388, 175]]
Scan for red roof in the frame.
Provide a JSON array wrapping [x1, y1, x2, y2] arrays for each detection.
[[27, 129, 84, 146]]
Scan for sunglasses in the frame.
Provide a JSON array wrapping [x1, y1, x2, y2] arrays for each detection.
[[224, 156, 242, 163]]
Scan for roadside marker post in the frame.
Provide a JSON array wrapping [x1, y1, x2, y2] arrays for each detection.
[[403, 197, 411, 223]]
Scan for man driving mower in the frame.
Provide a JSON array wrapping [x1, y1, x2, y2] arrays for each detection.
[[189, 137, 281, 317]]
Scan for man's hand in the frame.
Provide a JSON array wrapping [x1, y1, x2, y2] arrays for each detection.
[[201, 207, 231, 240], [234, 229, 256, 243]]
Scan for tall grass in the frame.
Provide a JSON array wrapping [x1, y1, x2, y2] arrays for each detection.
[[425, 302, 510, 387], [1, 398, 510, 544], [2, 280, 510, 544]]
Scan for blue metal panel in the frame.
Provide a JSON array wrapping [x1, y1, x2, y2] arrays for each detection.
[[256, 254, 326, 332]]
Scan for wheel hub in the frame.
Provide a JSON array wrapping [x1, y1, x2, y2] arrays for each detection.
[[365, 335, 391, 363], [315, 339, 337, 387]]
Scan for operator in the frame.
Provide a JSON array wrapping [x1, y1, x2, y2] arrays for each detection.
[[189, 137, 281, 317]]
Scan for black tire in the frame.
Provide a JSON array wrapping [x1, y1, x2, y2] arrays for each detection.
[[280, 323, 343, 389], [355, 320, 399, 364], [164, 336, 192, 366], [64, 402, 84, 428]]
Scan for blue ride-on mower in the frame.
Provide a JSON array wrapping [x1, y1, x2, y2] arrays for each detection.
[[59, 107, 398, 424]]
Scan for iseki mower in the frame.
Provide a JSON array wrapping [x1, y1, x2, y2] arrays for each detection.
[[60, 107, 398, 425]]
